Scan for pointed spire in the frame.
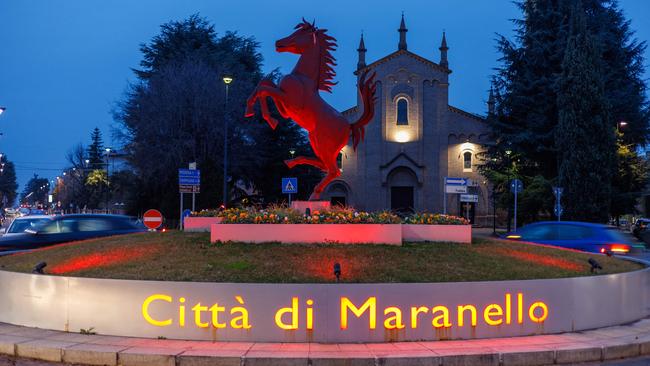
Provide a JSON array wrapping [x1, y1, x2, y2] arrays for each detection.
[[357, 32, 367, 70], [487, 86, 496, 115], [398, 12, 408, 51], [439, 31, 449, 68]]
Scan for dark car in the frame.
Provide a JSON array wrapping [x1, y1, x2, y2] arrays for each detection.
[[503, 221, 643, 254], [0, 214, 146, 252]]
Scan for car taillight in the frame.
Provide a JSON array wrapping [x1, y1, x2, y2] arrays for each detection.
[[609, 244, 630, 254]]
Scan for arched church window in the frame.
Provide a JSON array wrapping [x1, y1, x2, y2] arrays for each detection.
[[337, 152, 343, 171], [396, 98, 408, 125], [463, 151, 472, 171]]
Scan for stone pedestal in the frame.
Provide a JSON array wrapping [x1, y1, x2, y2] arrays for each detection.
[[291, 200, 331, 213]]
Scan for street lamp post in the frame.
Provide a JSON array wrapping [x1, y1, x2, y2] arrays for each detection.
[[105, 148, 111, 213], [222, 76, 233, 208]]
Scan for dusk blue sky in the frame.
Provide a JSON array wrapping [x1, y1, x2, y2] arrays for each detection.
[[1, 1, 649, 192]]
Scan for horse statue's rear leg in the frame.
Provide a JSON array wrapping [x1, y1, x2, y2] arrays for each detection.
[[310, 161, 341, 201]]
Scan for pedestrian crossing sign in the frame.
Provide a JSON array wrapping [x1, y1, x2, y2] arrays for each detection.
[[282, 177, 298, 194]]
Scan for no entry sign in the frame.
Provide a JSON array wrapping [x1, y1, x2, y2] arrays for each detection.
[[143, 209, 163, 230]]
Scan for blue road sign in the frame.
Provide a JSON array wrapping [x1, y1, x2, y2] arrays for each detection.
[[510, 179, 524, 193], [178, 169, 200, 185], [282, 177, 298, 194], [445, 177, 468, 186]]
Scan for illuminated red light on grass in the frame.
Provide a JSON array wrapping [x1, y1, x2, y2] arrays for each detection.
[[600, 248, 606, 253], [490, 248, 582, 271], [49, 245, 159, 274]]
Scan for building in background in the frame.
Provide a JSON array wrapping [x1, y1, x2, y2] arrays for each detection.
[[321, 15, 493, 223]]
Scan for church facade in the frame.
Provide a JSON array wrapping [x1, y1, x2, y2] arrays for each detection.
[[321, 16, 494, 224]]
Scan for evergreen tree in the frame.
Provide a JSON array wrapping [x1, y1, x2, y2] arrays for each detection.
[[115, 15, 320, 217], [484, 0, 649, 221], [20, 175, 49, 207], [0, 155, 18, 208], [87, 127, 105, 170], [556, 4, 614, 222]]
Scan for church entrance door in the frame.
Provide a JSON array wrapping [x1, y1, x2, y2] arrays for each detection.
[[391, 186, 414, 214]]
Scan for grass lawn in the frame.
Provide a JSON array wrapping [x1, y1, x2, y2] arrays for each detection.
[[0, 231, 642, 283]]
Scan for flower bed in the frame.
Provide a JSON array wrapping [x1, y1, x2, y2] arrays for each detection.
[[201, 206, 471, 245], [195, 206, 466, 225]]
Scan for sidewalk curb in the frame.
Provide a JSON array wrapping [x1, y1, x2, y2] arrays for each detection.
[[0, 319, 648, 366]]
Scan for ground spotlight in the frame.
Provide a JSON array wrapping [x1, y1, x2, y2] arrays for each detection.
[[32, 262, 47, 274], [333, 262, 341, 282], [588, 258, 602, 274]]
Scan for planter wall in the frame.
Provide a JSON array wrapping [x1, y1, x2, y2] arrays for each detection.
[[402, 224, 472, 243], [211, 223, 402, 245], [184, 217, 222, 232], [0, 268, 647, 343]]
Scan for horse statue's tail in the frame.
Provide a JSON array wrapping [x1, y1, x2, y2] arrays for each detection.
[[350, 71, 377, 151]]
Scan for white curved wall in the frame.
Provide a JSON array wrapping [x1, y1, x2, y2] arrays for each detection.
[[0, 268, 647, 343]]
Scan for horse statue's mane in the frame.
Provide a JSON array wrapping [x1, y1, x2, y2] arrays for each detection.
[[295, 19, 338, 93]]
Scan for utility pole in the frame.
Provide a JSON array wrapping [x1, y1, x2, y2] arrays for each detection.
[[222, 76, 233, 208]]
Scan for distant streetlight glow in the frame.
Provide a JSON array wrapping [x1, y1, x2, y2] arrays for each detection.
[[0, 107, 5, 115], [223, 76, 233, 84]]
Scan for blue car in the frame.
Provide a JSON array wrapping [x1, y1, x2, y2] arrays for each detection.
[[0, 214, 146, 253], [503, 221, 642, 254]]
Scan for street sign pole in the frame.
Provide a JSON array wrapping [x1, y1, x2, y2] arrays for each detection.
[[510, 179, 523, 232], [513, 189, 518, 232], [443, 176, 447, 215], [553, 186, 564, 222], [180, 192, 184, 230]]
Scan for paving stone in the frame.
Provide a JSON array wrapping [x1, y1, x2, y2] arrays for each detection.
[[118, 347, 184, 366], [603, 343, 640, 360], [377, 355, 440, 366], [45, 332, 99, 343], [309, 352, 375, 366], [0, 324, 24, 335], [15, 339, 78, 362], [243, 352, 309, 366], [62, 343, 125, 365], [555, 346, 601, 364], [439, 352, 499, 366], [639, 339, 650, 355], [0, 334, 35, 356], [500, 350, 554, 366], [178, 348, 244, 366]]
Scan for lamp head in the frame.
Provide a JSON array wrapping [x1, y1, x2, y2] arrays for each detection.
[[223, 76, 233, 84]]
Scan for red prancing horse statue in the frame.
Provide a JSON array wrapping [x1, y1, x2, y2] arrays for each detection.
[[245, 19, 376, 200]]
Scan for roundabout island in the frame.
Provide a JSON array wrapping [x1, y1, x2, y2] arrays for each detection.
[[0, 228, 646, 346]]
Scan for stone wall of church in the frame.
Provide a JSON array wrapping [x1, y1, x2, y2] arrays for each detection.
[[324, 52, 491, 223]]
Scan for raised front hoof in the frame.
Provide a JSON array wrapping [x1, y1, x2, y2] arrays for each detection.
[[267, 118, 279, 130], [284, 159, 295, 169], [244, 107, 255, 118]]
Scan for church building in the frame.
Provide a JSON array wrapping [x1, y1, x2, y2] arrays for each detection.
[[321, 15, 494, 223]]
